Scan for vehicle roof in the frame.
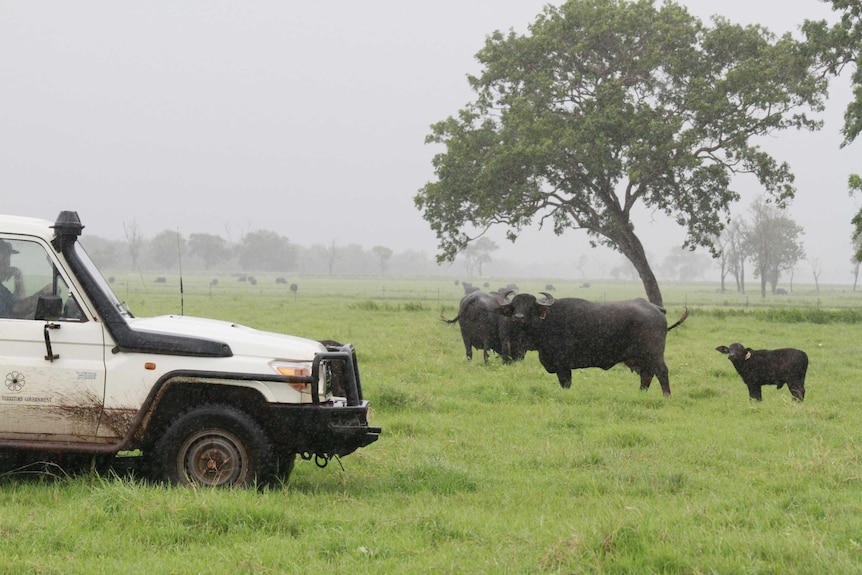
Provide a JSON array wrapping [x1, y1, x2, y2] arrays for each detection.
[[0, 214, 58, 240]]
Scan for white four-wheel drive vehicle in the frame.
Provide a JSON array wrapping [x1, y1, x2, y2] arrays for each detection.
[[0, 210, 380, 486]]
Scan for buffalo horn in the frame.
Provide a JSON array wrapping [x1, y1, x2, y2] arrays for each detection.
[[498, 289, 516, 304], [538, 292, 555, 306]]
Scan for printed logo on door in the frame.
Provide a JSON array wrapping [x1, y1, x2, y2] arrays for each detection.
[[5, 371, 25, 393]]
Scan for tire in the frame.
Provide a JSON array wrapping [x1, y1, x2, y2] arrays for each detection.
[[155, 404, 274, 488]]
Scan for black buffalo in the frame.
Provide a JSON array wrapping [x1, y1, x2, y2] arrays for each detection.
[[497, 293, 688, 395], [442, 291, 531, 364], [715, 343, 807, 401]]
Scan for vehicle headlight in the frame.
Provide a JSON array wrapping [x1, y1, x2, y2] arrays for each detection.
[[271, 361, 313, 392]]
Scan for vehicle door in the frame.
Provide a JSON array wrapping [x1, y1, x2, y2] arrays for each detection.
[[0, 237, 109, 443]]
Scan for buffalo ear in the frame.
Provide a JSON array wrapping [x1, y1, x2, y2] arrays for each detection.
[[715, 346, 730, 354], [497, 305, 513, 317]]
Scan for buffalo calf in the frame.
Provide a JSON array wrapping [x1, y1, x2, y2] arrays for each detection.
[[715, 343, 808, 401]]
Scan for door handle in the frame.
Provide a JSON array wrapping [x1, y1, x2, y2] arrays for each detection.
[[43, 322, 61, 362]]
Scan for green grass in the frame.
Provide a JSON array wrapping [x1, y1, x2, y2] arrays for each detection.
[[3, 275, 862, 573]]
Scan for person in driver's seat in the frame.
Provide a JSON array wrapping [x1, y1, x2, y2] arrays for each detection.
[[0, 240, 25, 317], [0, 240, 51, 319]]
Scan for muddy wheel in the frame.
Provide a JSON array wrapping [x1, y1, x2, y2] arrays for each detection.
[[156, 404, 274, 487]]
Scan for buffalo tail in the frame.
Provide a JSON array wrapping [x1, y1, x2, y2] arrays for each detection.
[[667, 307, 689, 331]]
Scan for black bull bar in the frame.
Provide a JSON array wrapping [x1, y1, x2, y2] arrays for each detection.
[[310, 344, 364, 405]]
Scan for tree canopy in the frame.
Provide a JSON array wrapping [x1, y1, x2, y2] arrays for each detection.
[[415, 0, 828, 306], [804, 1, 862, 254], [805, 0, 862, 145]]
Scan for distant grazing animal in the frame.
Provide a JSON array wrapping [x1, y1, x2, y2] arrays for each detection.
[[442, 291, 531, 364], [715, 343, 807, 401], [461, 281, 480, 295], [496, 292, 688, 395]]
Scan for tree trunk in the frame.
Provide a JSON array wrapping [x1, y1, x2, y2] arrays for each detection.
[[616, 228, 664, 307]]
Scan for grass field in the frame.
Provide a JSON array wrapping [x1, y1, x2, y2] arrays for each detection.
[[2, 275, 862, 574]]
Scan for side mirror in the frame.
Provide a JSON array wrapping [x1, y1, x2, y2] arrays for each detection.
[[35, 295, 63, 321]]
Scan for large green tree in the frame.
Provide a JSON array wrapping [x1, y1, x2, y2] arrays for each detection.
[[805, 1, 862, 252], [415, 0, 827, 306], [805, 0, 862, 144]]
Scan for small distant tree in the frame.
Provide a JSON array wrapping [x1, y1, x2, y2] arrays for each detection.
[[372, 245, 393, 275], [744, 198, 805, 297], [123, 221, 144, 268], [660, 247, 712, 281], [189, 233, 230, 270], [326, 240, 338, 275], [575, 254, 589, 279], [123, 220, 146, 286], [149, 230, 187, 270], [809, 257, 823, 294], [721, 220, 749, 294], [81, 236, 122, 270], [713, 233, 732, 292], [610, 256, 638, 281], [462, 237, 498, 276], [237, 230, 293, 272]]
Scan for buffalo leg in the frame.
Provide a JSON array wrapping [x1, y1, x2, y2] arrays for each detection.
[[500, 341, 511, 364], [789, 384, 805, 402], [747, 384, 763, 401], [644, 364, 671, 397], [556, 370, 572, 389], [639, 371, 652, 392]]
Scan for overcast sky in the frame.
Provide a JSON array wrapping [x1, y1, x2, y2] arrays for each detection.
[[0, 1, 857, 283]]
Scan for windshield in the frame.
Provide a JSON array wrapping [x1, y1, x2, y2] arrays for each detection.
[[73, 242, 134, 318]]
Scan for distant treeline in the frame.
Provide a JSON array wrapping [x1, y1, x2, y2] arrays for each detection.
[[81, 232, 448, 276]]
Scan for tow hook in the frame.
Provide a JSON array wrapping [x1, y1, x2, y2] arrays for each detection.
[[301, 452, 330, 468], [300, 452, 344, 470]]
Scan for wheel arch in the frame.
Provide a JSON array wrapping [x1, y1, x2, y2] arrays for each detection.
[[131, 371, 274, 451]]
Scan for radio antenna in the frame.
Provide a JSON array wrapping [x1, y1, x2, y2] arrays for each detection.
[[177, 228, 184, 315]]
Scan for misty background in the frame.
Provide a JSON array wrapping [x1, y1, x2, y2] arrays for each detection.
[[0, 1, 857, 285]]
